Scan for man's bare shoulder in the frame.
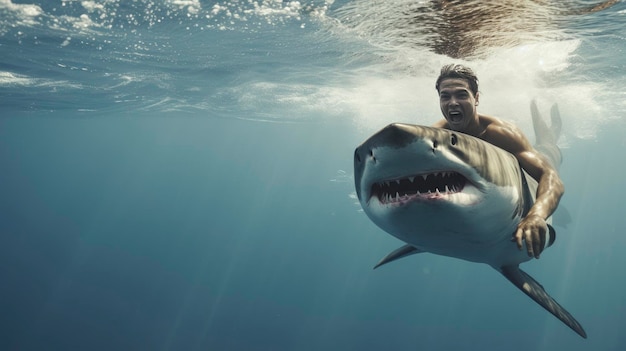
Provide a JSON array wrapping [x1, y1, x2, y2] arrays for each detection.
[[432, 119, 448, 128], [480, 115, 531, 154]]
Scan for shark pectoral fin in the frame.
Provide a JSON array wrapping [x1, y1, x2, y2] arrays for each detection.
[[374, 244, 424, 269], [547, 224, 556, 248], [499, 265, 587, 338]]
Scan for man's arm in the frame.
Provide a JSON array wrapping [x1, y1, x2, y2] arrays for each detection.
[[514, 149, 564, 258], [488, 123, 564, 259]]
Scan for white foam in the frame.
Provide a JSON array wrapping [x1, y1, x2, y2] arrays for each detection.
[[0, 71, 35, 86], [168, 0, 202, 15], [205, 0, 332, 29], [80, 1, 105, 13], [0, 0, 43, 30], [473, 40, 609, 140], [0, 0, 42, 17], [0, 71, 83, 90]]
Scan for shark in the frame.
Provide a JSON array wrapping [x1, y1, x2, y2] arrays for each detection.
[[353, 102, 586, 338]]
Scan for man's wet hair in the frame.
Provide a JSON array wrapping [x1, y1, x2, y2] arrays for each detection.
[[435, 64, 479, 96]]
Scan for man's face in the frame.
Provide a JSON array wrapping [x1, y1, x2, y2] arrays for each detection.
[[438, 78, 479, 132]]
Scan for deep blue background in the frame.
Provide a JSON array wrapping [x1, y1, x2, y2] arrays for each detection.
[[1, 0, 625, 350]]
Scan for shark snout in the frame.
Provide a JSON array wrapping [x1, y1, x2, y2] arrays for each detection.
[[363, 123, 420, 150], [354, 124, 454, 203], [354, 145, 375, 165], [354, 124, 419, 197], [355, 124, 446, 165]]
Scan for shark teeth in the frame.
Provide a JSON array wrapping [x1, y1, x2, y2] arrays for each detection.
[[372, 171, 467, 204]]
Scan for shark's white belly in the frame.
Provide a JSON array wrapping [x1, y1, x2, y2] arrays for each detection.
[[366, 183, 532, 267]]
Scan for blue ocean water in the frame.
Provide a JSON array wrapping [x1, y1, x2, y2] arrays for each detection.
[[1, 0, 625, 350]]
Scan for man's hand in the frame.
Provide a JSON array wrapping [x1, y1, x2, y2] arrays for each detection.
[[512, 214, 548, 259]]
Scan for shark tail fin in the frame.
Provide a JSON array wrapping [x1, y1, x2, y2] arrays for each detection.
[[499, 265, 586, 338], [550, 103, 562, 140], [531, 99, 560, 144], [374, 244, 424, 269], [530, 100, 562, 168]]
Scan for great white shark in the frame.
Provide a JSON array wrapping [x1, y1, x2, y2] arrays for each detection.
[[353, 102, 586, 338]]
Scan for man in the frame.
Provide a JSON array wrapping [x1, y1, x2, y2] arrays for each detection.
[[433, 64, 564, 259]]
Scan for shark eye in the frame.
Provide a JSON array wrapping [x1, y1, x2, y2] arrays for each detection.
[[451, 134, 458, 145]]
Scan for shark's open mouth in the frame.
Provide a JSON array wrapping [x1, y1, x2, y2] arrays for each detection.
[[371, 171, 467, 204]]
